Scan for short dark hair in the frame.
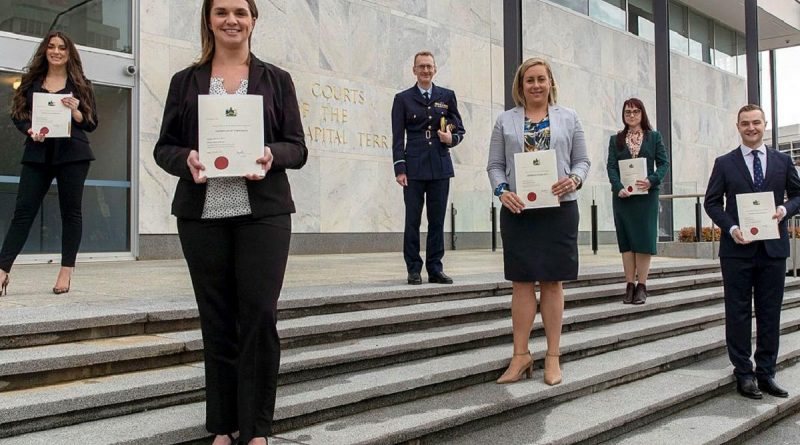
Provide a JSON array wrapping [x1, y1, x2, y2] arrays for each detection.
[[413, 51, 435, 66], [737, 104, 765, 122]]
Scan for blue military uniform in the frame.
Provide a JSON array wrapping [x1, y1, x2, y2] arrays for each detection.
[[391, 83, 466, 276]]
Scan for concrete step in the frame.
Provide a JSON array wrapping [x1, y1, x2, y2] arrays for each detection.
[[0, 264, 721, 349], [0, 279, 760, 392], [602, 355, 800, 444], [6, 300, 800, 441], [742, 410, 800, 444], [435, 333, 800, 444]]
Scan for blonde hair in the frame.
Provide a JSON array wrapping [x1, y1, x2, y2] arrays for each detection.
[[511, 57, 558, 107]]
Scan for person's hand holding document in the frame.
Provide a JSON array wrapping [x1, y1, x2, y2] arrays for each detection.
[[514, 150, 560, 209], [736, 191, 780, 242]]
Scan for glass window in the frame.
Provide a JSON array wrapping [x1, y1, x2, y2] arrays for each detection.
[[589, 0, 625, 30], [549, 0, 588, 15], [669, 1, 689, 55], [714, 23, 737, 74], [0, 0, 131, 53], [779, 143, 792, 153], [736, 33, 747, 76], [0, 71, 131, 254], [629, 0, 655, 42], [688, 10, 713, 64]]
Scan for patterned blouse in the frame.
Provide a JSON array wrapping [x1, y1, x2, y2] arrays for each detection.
[[626, 129, 644, 158], [524, 115, 551, 152], [201, 77, 253, 219]]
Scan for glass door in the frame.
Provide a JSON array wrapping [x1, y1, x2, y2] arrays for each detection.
[[0, 0, 136, 261]]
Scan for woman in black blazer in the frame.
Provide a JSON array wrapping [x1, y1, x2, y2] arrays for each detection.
[[154, 1, 307, 444], [0, 31, 97, 296]]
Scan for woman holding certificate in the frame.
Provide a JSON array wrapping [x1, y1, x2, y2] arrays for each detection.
[[154, 0, 307, 444], [0, 31, 97, 296], [488, 58, 590, 385], [606, 99, 669, 305]]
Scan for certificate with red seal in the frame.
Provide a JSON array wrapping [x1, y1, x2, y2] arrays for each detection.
[[514, 150, 559, 209], [31, 93, 72, 138], [618, 158, 648, 195], [736, 191, 780, 242], [198, 94, 264, 179]]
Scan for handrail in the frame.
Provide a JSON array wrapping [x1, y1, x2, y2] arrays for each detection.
[[659, 193, 705, 199]]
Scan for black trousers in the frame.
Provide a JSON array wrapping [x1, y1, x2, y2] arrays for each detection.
[[177, 214, 291, 442], [0, 161, 90, 272], [720, 242, 786, 379], [403, 178, 449, 274]]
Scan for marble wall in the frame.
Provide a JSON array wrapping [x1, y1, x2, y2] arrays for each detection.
[[138, 0, 746, 248]]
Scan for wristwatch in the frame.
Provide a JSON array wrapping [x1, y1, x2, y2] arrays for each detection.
[[568, 174, 582, 189], [494, 183, 509, 197]]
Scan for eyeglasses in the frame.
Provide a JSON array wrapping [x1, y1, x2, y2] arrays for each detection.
[[415, 64, 435, 71], [624, 109, 642, 116]]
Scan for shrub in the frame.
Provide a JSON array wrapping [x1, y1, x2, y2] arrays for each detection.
[[678, 226, 720, 242]]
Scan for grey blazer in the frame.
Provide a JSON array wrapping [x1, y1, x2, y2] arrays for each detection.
[[487, 105, 590, 202]]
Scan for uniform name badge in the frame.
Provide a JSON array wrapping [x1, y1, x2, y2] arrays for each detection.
[[31, 92, 72, 138], [736, 191, 780, 242], [514, 150, 560, 209], [198, 95, 265, 179], [618, 158, 648, 195]]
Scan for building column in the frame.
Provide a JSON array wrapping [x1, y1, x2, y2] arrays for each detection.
[[769, 50, 779, 149], [503, 0, 522, 110], [654, 0, 673, 240], [745, 0, 760, 105]]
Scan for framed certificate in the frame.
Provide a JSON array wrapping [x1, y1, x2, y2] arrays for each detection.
[[736, 191, 780, 241], [618, 158, 648, 195], [198, 94, 265, 178], [31, 93, 72, 138], [514, 150, 559, 209]]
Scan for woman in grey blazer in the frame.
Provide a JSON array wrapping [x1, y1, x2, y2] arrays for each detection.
[[488, 58, 590, 385]]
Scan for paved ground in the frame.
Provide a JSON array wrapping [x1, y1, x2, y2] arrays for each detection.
[[0, 245, 710, 308]]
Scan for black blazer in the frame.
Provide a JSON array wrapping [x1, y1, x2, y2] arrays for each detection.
[[704, 147, 800, 259], [154, 55, 308, 219], [391, 84, 465, 180], [12, 77, 98, 165]]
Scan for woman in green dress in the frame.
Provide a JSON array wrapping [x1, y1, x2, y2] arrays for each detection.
[[607, 98, 669, 304]]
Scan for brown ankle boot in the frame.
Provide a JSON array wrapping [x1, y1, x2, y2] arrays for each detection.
[[632, 283, 647, 304], [623, 282, 635, 304]]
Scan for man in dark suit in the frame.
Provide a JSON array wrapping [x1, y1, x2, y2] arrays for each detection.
[[704, 104, 800, 399], [392, 51, 465, 285]]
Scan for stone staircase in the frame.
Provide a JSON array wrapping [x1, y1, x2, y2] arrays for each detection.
[[1, 262, 800, 444]]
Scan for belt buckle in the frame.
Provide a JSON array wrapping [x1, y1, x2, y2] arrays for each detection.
[[425, 130, 431, 140]]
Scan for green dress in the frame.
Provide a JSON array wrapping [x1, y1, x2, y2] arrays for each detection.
[[606, 130, 670, 254]]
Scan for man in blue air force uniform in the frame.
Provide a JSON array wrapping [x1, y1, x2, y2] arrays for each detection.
[[392, 51, 466, 285]]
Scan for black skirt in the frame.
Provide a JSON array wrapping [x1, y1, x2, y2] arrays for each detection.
[[500, 200, 579, 282]]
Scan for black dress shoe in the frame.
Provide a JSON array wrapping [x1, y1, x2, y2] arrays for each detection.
[[736, 377, 763, 399], [623, 282, 635, 304], [632, 283, 648, 305], [758, 377, 789, 398], [407, 272, 422, 285], [428, 272, 453, 284]]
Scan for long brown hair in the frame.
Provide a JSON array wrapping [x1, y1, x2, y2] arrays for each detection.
[[11, 31, 96, 125], [195, 0, 259, 66], [615, 97, 652, 151]]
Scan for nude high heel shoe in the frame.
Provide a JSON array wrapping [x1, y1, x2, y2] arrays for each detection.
[[544, 352, 562, 386], [496, 350, 534, 384], [0, 272, 8, 297]]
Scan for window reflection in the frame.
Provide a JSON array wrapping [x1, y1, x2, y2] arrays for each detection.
[[589, 0, 625, 30], [0, 0, 131, 53]]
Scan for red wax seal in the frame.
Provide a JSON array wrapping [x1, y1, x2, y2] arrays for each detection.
[[40, 127, 49, 135], [214, 156, 229, 170], [750, 227, 759, 235], [527, 192, 537, 202], [627, 185, 633, 192]]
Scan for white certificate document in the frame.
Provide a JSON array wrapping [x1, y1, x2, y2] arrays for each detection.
[[31, 93, 71, 138], [618, 158, 648, 195], [514, 150, 559, 209], [737, 192, 780, 242], [198, 95, 264, 178]]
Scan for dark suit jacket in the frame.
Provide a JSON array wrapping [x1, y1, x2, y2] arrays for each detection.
[[391, 84, 465, 180], [704, 146, 800, 259], [154, 55, 308, 219], [606, 130, 670, 194], [12, 77, 98, 165]]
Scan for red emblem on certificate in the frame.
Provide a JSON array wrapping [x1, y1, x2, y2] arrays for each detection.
[[214, 156, 229, 170], [527, 192, 537, 202], [750, 227, 759, 235], [40, 127, 49, 135], [627, 185, 633, 192]]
